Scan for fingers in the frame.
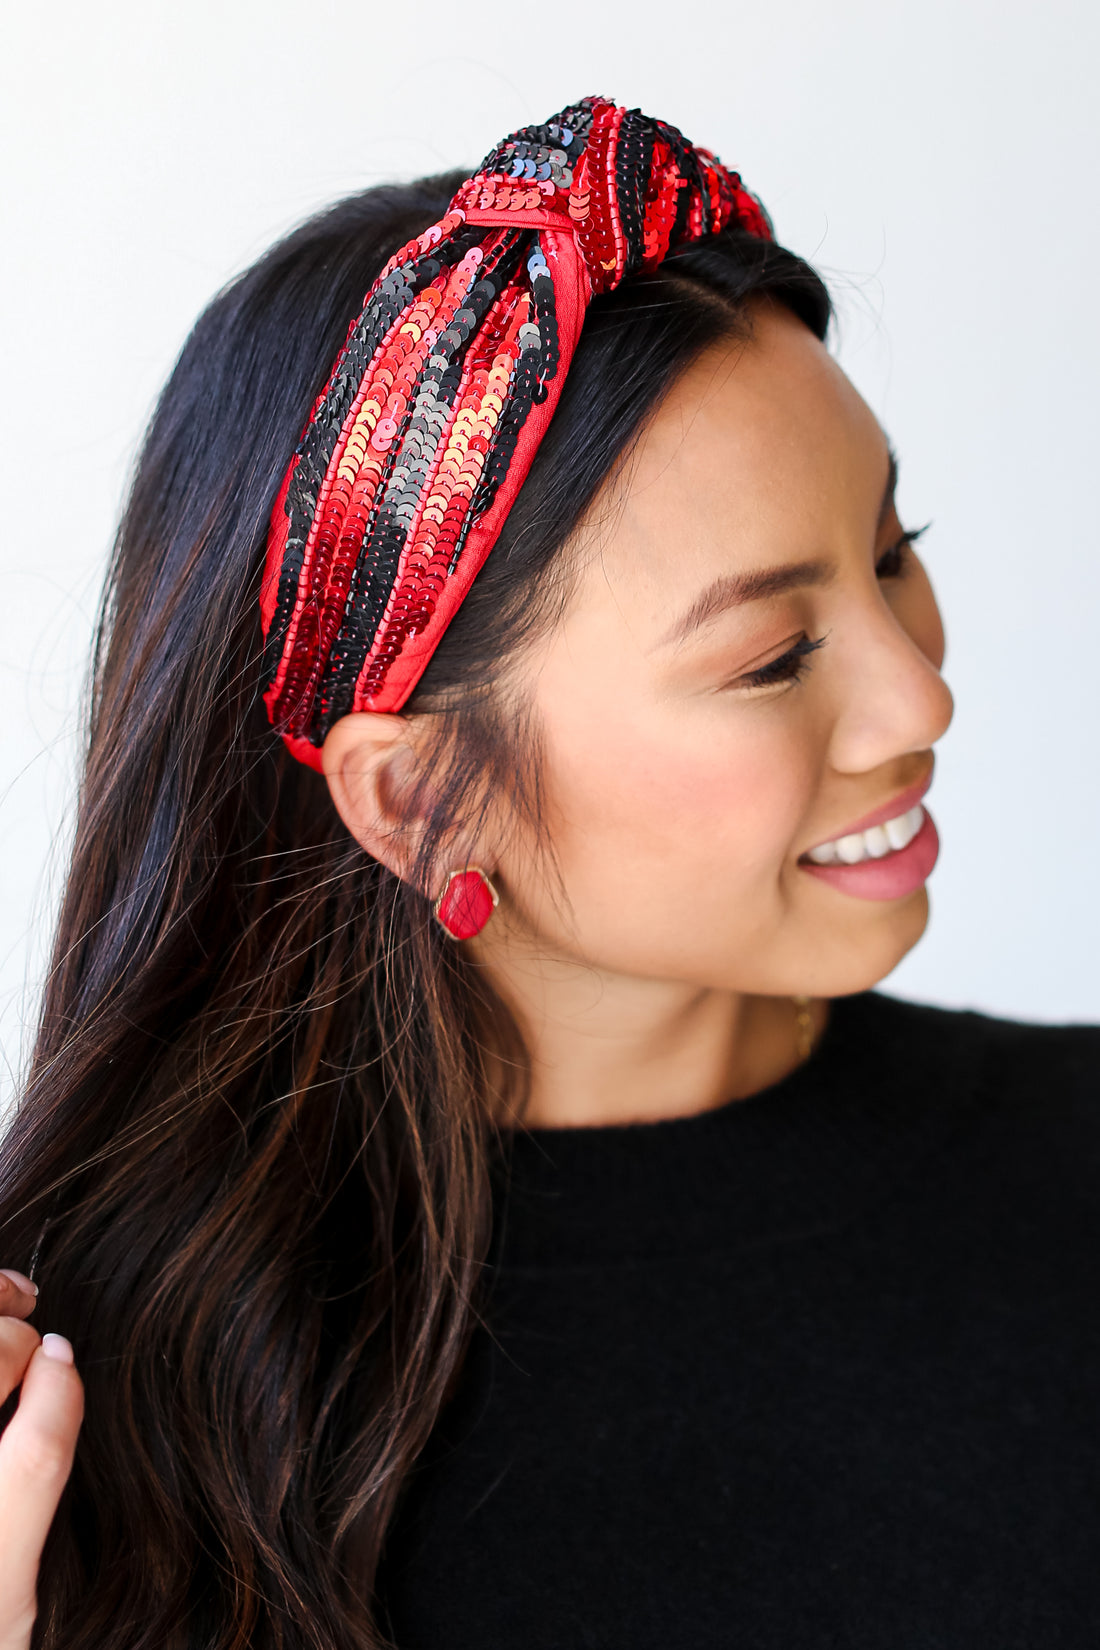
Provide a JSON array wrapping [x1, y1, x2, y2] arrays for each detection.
[[0, 1338, 84, 1646], [0, 1318, 42, 1409], [0, 1273, 38, 1323], [0, 1273, 81, 1649]]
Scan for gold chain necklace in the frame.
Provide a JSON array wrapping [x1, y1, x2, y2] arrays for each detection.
[[791, 994, 816, 1063]]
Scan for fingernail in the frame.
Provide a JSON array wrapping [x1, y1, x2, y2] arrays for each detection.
[[0, 1269, 38, 1297], [41, 1334, 73, 1364]]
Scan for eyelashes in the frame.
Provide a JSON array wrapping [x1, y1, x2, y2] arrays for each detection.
[[731, 521, 931, 694], [736, 632, 828, 691], [876, 521, 930, 580]]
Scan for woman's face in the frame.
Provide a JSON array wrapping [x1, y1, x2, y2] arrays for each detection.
[[489, 298, 954, 999]]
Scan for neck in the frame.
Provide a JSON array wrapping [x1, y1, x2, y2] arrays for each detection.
[[471, 923, 828, 1129]]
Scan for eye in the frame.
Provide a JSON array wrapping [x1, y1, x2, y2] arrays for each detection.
[[876, 522, 930, 579], [732, 632, 828, 692]]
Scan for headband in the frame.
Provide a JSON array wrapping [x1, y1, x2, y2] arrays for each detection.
[[258, 94, 773, 769]]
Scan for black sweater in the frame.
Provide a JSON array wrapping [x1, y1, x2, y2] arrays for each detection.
[[378, 990, 1100, 1649]]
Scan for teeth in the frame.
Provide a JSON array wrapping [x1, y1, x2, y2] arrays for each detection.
[[884, 808, 922, 851], [863, 824, 891, 859], [835, 832, 866, 864], [807, 803, 924, 866]]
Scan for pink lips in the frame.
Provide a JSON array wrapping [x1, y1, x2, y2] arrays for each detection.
[[798, 770, 939, 903]]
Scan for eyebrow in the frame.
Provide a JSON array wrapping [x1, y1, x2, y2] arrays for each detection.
[[655, 443, 899, 651]]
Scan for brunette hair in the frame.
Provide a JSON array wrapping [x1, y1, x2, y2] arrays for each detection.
[[0, 168, 829, 1649]]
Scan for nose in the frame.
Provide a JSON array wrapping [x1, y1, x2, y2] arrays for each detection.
[[826, 603, 955, 776]]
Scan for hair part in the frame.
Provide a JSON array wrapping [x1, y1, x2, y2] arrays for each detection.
[[0, 168, 830, 1649]]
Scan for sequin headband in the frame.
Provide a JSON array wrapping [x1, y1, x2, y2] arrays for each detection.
[[258, 94, 773, 769]]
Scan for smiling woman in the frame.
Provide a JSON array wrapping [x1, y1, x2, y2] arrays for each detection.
[[0, 96, 1098, 1650]]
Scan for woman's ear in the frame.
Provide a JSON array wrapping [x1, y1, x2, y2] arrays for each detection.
[[320, 712, 435, 885]]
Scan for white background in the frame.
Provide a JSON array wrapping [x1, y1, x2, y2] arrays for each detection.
[[3, 0, 1098, 1105]]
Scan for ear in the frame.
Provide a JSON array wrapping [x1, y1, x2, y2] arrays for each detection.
[[320, 711, 491, 894], [320, 712, 430, 885]]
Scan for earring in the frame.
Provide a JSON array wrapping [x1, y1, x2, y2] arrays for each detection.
[[433, 868, 500, 940]]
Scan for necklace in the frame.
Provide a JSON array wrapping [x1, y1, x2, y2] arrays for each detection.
[[791, 994, 816, 1063]]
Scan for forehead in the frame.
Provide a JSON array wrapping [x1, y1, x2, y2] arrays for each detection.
[[576, 301, 888, 615]]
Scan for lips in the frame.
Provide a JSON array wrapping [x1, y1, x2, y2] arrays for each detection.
[[797, 769, 939, 902], [800, 770, 934, 860]]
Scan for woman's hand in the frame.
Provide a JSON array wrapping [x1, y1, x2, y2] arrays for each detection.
[[0, 1269, 84, 1650]]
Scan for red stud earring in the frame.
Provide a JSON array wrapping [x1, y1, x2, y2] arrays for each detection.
[[433, 868, 500, 940]]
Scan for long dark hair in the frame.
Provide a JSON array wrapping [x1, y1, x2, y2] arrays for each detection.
[[0, 167, 830, 1649]]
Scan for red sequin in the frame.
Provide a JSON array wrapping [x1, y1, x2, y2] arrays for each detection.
[[260, 96, 774, 768]]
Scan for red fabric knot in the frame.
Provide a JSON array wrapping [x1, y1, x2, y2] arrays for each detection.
[[258, 95, 773, 771]]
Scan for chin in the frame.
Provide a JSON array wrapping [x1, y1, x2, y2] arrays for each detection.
[[801, 887, 932, 999]]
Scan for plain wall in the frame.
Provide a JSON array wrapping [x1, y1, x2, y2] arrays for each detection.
[[3, 0, 1098, 1105]]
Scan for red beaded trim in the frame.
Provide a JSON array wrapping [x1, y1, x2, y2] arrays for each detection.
[[259, 96, 773, 769]]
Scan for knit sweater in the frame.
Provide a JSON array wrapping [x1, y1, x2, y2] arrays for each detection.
[[378, 989, 1100, 1649]]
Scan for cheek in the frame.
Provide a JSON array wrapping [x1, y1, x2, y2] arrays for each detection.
[[536, 695, 818, 924]]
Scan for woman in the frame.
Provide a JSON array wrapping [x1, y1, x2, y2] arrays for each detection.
[[0, 95, 1097, 1650]]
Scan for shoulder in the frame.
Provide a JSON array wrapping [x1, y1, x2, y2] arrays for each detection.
[[853, 988, 1100, 1102], [833, 992, 1100, 1193], [826, 991, 1100, 1211], [838, 992, 1100, 1245]]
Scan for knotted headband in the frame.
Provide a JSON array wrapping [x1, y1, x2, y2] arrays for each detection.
[[259, 94, 773, 769]]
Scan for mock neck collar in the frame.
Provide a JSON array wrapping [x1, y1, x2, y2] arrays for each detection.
[[487, 990, 986, 1271]]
